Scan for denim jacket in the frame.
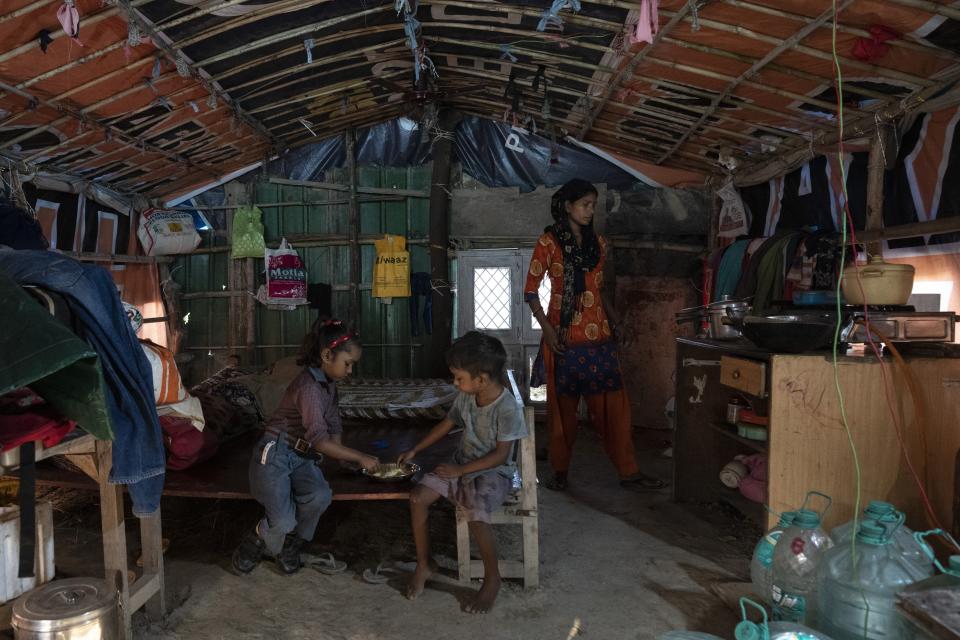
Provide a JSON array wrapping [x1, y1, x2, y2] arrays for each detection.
[[0, 248, 164, 515]]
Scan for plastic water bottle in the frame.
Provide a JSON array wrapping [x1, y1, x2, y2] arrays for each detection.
[[658, 598, 834, 640], [896, 530, 960, 640], [830, 501, 932, 578], [751, 511, 797, 602], [770, 509, 834, 626], [817, 518, 932, 639]]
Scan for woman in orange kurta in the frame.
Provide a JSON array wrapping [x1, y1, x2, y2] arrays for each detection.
[[524, 179, 664, 491]]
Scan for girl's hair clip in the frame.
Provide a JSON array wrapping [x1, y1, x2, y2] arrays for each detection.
[[322, 319, 343, 327]]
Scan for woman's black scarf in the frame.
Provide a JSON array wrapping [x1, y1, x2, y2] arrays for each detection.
[[548, 219, 600, 333]]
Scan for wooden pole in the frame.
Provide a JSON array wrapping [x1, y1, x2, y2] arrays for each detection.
[[865, 132, 886, 258], [346, 129, 361, 327], [426, 110, 462, 376], [224, 182, 245, 360]]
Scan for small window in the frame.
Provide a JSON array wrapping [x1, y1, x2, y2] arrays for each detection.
[[473, 267, 512, 330]]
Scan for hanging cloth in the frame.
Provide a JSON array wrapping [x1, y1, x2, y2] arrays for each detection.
[[633, 0, 659, 44], [56, 1, 83, 46]]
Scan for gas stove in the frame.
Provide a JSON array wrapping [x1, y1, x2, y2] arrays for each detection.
[[772, 303, 958, 344]]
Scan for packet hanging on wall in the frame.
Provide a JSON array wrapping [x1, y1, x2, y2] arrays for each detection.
[[137, 208, 202, 255], [263, 238, 307, 306]]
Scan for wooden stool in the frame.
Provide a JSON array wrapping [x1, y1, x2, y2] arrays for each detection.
[[456, 398, 539, 589]]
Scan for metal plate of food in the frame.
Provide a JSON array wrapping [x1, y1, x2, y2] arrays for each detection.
[[361, 462, 421, 482]]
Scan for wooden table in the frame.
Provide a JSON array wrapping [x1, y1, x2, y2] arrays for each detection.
[[1, 434, 164, 640]]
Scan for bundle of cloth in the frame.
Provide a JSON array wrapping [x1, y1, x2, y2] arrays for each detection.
[[707, 232, 846, 313]]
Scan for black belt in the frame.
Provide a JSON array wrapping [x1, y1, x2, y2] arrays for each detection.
[[265, 429, 323, 461]]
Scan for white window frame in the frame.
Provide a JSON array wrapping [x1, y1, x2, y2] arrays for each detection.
[[456, 248, 550, 402]]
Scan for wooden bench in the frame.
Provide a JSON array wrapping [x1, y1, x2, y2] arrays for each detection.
[[455, 373, 539, 589]]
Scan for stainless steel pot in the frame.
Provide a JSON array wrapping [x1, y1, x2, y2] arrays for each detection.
[[12, 578, 118, 640], [706, 298, 750, 340]]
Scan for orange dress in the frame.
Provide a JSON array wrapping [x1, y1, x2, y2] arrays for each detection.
[[524, 232, 613, 346], [524, 230, 639, 477]]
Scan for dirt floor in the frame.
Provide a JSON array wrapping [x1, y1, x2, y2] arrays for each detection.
[[2, 425, 761, 640]]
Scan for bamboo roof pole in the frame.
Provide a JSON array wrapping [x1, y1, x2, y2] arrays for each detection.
[[882, 0, 960, 22], [719, 0, 960, 60], [118, 1, 279, 150], [227, 39, 408, 97], [246, 70, 410, 116], [641, 75, 834, 130], [574, 130, 718, 171], [0, 4, 139, 65], [734, 65, 960, 185], [661, 36, 895, 102], [642, 55, 865, 115], [594, 108, 757, 145], [187, 6, 394, 68], [660, 10, 935, 88], [576, 1, 696, 141], [657, 0, 856, 165], [0, 1, 54, 23], [168, 0, 347, 50]]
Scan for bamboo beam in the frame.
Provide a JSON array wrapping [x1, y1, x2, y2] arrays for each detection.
[[657, 0, 855, 165], [865, 132, 886, 257], [660, 10, 935, 88], [882, 0, 960, 22], [857, 214, 960, 242], [719, 0, 960, 61], [661, 36, 894, 102], [346, 128, 360, 325], [118, 0, 279, 150], [642, 55, 863, 115], [734, 66, 960, 185], [577, 0, 695, 140]]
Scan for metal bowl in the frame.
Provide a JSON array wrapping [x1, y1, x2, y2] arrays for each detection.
[[361, 462, 420, 482]]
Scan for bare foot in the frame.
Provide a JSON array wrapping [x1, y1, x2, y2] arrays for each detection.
[[465, 576, 501, 614], [406, 558, 438, 600]]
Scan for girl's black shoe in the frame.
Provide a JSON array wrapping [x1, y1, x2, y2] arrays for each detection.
[[232, 531, 266, 575], [276, 535, 306, 575]]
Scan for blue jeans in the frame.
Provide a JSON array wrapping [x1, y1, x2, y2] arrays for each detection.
[[0, 249, 165, 516], [248, 434, 332, 555]]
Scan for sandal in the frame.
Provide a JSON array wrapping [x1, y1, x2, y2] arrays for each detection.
[[303, 552, 348, 575], [544, 472, 568, 491], [362, 561, 401, 585], [620, 473, 667, 491]]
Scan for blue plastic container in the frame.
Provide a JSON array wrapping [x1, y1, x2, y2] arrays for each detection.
[[817, 518, 931, 639]]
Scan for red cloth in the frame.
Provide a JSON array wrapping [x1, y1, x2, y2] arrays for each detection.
[[0, 389, 76, 453], [852, 25, 899, 62], [159, 416, 219, 471]]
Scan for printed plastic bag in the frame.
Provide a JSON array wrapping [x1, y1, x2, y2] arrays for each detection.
[[373, 234, 411, 298], [717, 180, 750, 238], [232, 205, 265, 259], [137, 208, 201, 255], [263, 238, 307, 306]]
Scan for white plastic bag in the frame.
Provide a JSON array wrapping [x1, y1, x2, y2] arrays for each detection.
[[717, 180, 750, 238], [261, 238, 307, 307], [137, 208, 201, 255]]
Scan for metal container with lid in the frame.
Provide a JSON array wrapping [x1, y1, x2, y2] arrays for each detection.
[[12, 577, 118, 640]]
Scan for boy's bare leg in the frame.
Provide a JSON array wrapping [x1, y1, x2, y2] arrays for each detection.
[[464, 521, 501, 614], [407, 484, 441, 600]]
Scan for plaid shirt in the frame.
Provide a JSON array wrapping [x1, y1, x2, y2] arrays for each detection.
[[264, 367, 342, 445]]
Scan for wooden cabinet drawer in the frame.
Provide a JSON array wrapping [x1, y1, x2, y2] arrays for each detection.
[[720, 356, 766, 396]]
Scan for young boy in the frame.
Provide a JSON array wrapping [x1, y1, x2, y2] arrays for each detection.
[[398, 331, 527, 613], [232, 319, 380, 576]]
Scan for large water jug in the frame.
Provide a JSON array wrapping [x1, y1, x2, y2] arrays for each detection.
[[771, 508, 834, 625], [830, 500, 931, 578], [896, 529, 960, 640], [751, 512, 797, 602], [658, 598, 834, 640], [817, 517, 932, 639]]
